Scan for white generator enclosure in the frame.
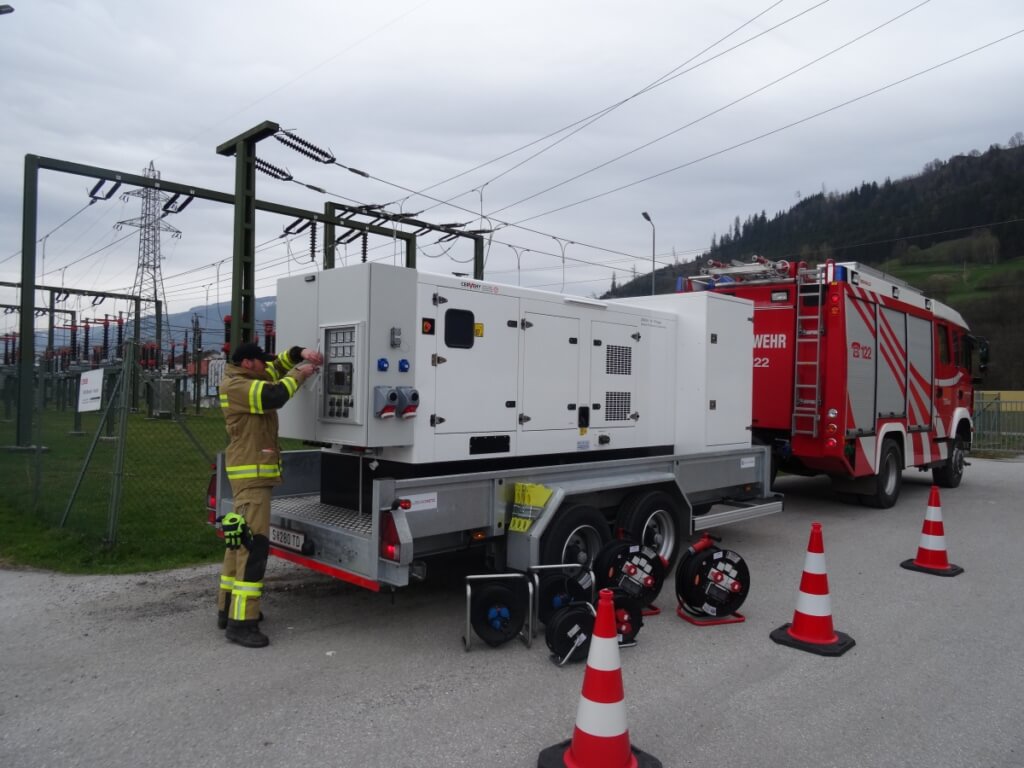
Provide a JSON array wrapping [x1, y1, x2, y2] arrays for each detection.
[[277, 263, 754, 463]]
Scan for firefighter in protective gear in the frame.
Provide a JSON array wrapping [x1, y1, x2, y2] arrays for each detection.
[[217, 341, 323, 648]]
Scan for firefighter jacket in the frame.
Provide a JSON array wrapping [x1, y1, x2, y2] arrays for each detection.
[[219, 346, 307, 493]]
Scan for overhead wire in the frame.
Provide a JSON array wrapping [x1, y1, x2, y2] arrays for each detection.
[[386, 0, 812, 211], [509, 27, 1024, 226], [489, 0, 933, 217]]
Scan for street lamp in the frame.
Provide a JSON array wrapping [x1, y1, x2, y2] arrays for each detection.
[[641, 211, 655, 295]]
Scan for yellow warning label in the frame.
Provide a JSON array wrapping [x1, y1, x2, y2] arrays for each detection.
[[508, 517, 533, 533], [474, 323, 484, 337]]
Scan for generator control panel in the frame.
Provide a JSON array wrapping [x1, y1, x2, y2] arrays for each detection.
[[322, 324, 362, 424]]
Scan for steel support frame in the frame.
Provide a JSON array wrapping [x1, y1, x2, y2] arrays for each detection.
[[16, 141, 491, 446]]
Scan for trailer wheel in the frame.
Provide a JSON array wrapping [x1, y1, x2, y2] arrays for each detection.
[[616, 490, 681, 568], [932, 433, 966, 489], [541, 504, 610, 569], [470, 583, 527, 647], [861, 439, 902, 509]]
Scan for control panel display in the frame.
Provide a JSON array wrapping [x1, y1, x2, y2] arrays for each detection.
[[323, 325, 360, 423]]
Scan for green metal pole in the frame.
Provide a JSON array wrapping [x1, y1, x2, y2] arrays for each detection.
[[17, 155, 40, 447], [217, 122, 280, 352]]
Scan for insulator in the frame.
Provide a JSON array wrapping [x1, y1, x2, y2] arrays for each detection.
[[309, 222, 317, 262], [361, 232, 368, 263], [274, 131, 336, 164], [254, 158, 292, 182]]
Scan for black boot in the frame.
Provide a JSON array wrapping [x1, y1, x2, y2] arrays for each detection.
[[225, 619, 269, 648], [217, 594, 231, 630]]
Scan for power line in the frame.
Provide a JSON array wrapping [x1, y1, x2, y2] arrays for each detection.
[[386, 0, 817, 212], [510, 27, 1024, 226], [489, 0, 932, 218]]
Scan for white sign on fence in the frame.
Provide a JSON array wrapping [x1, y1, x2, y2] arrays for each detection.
[[78, 369, 104, 413]]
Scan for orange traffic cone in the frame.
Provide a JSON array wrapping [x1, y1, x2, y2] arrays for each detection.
[[770, 522, 855, 657], [901, 486, 963, 577], [538, 588, 662, 768]]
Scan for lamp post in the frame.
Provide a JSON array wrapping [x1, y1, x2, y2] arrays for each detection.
[[641, 211, 655, 295]]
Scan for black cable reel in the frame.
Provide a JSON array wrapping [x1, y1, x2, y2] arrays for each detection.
[[545, 602, 595, 665], [594, 539, 667, 608], [675, 533, 750, 619], [469, 580, 529, 647], [536, 570, 593, 626]]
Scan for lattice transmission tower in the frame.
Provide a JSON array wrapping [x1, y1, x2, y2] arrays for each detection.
[[117, 161, 181, 351]]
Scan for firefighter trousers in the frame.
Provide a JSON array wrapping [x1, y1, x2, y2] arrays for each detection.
[[218, 485, 272, 622]]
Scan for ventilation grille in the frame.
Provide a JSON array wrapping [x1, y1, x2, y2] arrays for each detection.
[[605, 391, 631, 421], [606, 344, 632, 375]]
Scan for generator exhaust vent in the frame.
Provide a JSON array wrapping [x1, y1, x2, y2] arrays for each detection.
[[605, 391, 631, 421], [606, 345, 632, 376]]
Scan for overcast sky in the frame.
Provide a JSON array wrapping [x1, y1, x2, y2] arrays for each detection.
[[2, 0, 1022, 344]]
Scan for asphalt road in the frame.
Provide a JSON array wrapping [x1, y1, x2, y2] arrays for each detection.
[[2, 457, 1022, 768]]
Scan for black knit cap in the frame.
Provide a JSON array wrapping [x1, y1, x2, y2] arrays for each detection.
[[231, 342, 275, 364]]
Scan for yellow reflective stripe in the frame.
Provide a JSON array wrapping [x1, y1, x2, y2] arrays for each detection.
[[219, 394, 229, 409], [230, 581, 263, 621], [232, 580, 263, 596], [220, 575, 235, 592], [225, 463, 282, 480], [282, 376, 298, 397], [248, 381, 264, 414]]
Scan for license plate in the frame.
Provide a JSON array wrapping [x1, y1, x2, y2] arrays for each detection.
[[270, 525, 305, 552]]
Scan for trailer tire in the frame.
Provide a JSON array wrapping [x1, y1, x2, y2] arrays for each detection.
[[616, 490, 681, 568], [470, 583, 527, 647], [932, 433, 966, 489], [861, 439, 902, 509], [541, 504, 610, 570]]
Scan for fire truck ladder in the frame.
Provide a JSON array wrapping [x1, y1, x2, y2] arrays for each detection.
[[792, 269, 824, 436]]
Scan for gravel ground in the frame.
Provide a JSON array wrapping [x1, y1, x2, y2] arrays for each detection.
[[2, 456, 1022, 768]]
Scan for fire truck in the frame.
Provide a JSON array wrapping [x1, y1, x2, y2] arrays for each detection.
[[209, 262, 782, 591], [685, 257, 989, 508]]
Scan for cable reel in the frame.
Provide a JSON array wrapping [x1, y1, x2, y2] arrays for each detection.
[[469, 581, 529, 648], [536, 571, 593, 625], [594, 539, 667, 607], [612, 590, 644, 645], [545, 603, 595, 665], [675, 534, 750, 619]]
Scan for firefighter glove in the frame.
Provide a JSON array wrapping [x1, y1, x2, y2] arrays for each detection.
[[221, 512, 250, 550]]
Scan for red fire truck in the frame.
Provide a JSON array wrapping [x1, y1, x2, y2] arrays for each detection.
[[685, 258, 989, 508]]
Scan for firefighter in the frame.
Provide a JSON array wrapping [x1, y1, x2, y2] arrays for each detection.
[[217, 341, 323, 648]]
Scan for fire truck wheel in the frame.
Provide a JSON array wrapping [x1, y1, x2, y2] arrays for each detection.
[[932, 434, 966, 488], [541, 504, 610, 570], [861, 440, 902, 509], [615, 490, 681, 567], [470, 583, 527, 647]]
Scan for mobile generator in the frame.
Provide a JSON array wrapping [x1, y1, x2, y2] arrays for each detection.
[[209, 263, 781, 590]]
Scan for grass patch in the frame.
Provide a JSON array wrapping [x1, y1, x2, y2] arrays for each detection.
[[0, 405, 232, 574]]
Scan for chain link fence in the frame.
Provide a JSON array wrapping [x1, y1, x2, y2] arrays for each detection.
[[973, 392, 1024, 456], [1, 341, 229, 567]]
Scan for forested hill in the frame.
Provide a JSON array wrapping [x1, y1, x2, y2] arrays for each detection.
[[602, 139, 1024, 389]]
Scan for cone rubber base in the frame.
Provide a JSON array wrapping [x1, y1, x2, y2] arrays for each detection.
[[900, 559, 963, 577], [770, 623, 855, 657], [538, 739, 663, 768]]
